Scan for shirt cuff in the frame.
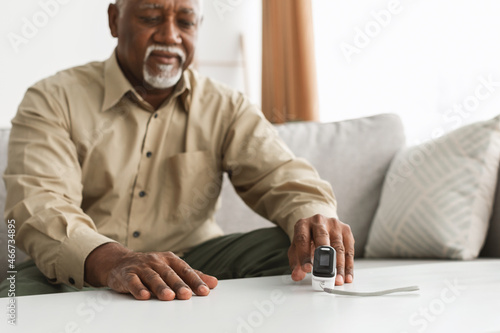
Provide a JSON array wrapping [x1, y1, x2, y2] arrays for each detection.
[[56, 228, 117, 289], [281, 205, 339, 241]]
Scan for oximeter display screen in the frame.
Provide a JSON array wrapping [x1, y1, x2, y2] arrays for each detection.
[[313, 246, 336, 278], [319, 253, 329, 267]]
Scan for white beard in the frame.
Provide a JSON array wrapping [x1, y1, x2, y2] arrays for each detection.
[[143, 45, 186, 89], [143, 63, 183, 89]]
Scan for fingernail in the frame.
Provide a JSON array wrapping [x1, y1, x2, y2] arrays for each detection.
[[335, 274, 344, 285], [198, 285, 209, 294], [303, 263, 313, 272], [179, 287, 191, 294], [346, 274, 353, 283]]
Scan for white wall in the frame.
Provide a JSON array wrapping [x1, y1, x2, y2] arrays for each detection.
[[4, 0, 499, 146], [313, 0, 500, 144], [197, 0, 262, 105], [1, 0, 116, 128], [0, 0, 261, 128]]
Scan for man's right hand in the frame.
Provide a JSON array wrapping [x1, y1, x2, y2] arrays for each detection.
[[84, 243, 218, 301]]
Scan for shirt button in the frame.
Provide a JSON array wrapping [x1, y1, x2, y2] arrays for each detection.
[[139, 191, 146, 197], [146, 152, 153, 158], [69, 277, 75, 285], [133, 231, 141, 238]]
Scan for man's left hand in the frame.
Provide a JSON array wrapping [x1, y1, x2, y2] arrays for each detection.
[[288, 214, 355, 285]]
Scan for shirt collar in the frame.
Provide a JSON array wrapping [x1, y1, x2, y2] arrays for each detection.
[[102, 51, 193, 113], [102, 51, 135, 112]]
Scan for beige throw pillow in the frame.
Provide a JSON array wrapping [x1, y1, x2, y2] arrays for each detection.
[[365, 115, 500, 259]]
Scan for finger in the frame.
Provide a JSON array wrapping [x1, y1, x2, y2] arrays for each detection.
[[330, 231, 346, 286], [139, 268, 176, 301], [121, 273, 151, 300], [157, 265, 193, 300], [343, 225, 355, 283], [293, 220, 313, 272], [312, 217, 330, 248], [169, 260, 210, 297], [288, 245, 306, 281], [194, 270, 218, 289]]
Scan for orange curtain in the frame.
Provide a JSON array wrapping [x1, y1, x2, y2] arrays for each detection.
[[262, 0, 319, 123]]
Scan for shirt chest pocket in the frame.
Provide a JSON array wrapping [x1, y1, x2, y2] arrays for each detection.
[[162, 150, 223, 223]]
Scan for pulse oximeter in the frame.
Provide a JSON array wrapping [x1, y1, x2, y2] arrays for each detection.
[[312, 245, 336, 291]]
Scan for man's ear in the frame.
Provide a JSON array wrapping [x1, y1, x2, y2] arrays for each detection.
[[108, 4, 119, 38]]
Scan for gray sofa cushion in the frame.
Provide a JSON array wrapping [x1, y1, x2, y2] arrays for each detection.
[[481, 165, 500, 257], [215, 114, 406, 257]]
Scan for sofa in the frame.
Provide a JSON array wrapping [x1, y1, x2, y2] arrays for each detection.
[[1, 113, 499, 283]]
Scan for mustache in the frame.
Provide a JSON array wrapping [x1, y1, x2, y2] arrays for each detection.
[[144, 45, 186, 63]]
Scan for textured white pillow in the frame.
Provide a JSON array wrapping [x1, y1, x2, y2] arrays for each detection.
[[365, 115, 500, 259]]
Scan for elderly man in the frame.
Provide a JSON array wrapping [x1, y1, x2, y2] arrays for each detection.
[[1, 0, 354, 301]]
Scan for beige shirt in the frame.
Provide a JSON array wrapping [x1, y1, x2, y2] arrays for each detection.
[[4, 53, 338, 289]]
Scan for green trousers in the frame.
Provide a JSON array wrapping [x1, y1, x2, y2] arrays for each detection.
[[0, 227, 291, 297]]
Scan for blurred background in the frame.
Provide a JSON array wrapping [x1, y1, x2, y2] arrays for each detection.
[[1, 0, 500, 144]]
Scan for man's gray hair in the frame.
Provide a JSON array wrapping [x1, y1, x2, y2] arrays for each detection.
[[114, 0, 203, 14]]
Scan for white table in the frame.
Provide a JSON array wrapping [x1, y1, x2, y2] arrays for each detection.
[[2, 260, 500, 333]]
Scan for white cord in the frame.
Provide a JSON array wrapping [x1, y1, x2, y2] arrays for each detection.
[[322, 285, 420, 296]]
